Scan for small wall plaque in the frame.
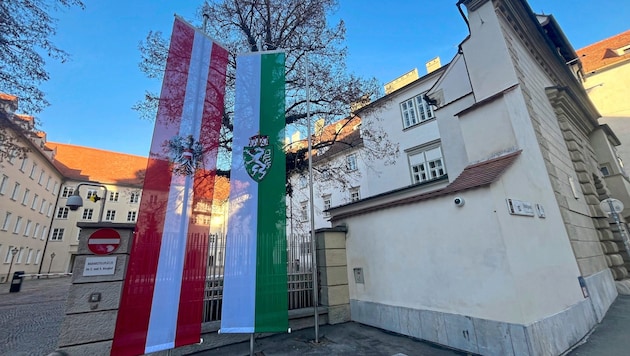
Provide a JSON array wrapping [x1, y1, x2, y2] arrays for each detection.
[[506, 199, 535, 217], [83, 256, 117, 276]]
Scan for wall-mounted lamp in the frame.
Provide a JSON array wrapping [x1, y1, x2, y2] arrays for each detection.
[[66, 183, 108, 222]]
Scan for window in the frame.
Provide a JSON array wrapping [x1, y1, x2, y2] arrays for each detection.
[[19, 157, 28, 172], [7, 150, 17, 164], [298, 176, 307, 189], [0, 175, 8, 194], [130, 192, 140, 203], [86, 190, 98, 199], [600, 166, 611, 176], [41, 226, 48, 241], [106, 210, 116, 221], [40, 199, 47, 214], [10, 182, 20, 200], [47, 204, 53, 217], [21, 189, 30, 205], [409, 146, 446, 183], [35, 250, 42, 264], [56, 207, 69, 219], [82, 208, 94, 220], [1, 212, 12, 231], [127, 211, 137, 222], [38, 169, 45, 185], [323, 195, 332, 217], [109, 191, 119, 202], [349, 187, 360, 202], [299, 201, 308, 221], [346, 153, 358, 171], [29, 163, 37, 179], [23, 220, 32, 236], [4, 246, 15, 263], [46, 176, 52, 190], [62, 187, 74, 198], [16, 247, 24, 263], [51, 228, 65, 241], [33, 223, 40, 238], [400, 93, 434, 129], [31, 194, 39, 210], [26, 249, 33, 264], [52, 182, 59, 195], [13, 216, 22, 234]]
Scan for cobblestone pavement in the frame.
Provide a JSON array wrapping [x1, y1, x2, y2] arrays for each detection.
[[0, 277, 71, 356]]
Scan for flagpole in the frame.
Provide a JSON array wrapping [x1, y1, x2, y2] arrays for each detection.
[[306, 54, 320, 343]]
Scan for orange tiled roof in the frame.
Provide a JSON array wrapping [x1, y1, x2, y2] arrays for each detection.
[[47, 142, 148, 186], [0, 93, 17, 101], [577, 29, 630, 73]]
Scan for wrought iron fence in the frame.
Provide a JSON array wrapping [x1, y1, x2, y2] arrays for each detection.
[[202, 233, 315, 323]]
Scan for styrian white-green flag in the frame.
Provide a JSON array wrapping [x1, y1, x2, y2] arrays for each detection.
[[220, 51, 288, 333]]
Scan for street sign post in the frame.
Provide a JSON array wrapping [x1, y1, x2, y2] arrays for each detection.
[[87, 228, 121, 255]]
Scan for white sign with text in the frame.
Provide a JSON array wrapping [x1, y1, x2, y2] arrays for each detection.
[[83, 256, 117, 276]]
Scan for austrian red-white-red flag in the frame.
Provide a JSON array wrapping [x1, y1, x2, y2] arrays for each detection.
[[111, 16, 228, 355]]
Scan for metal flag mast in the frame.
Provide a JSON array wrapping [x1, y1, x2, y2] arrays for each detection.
[[306, 53, 320, 343]]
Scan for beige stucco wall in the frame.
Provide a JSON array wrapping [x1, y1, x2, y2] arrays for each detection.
[[0, 126, 63, 281]]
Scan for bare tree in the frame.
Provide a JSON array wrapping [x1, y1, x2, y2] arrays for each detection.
[[0, 0, 84, 160], [135, 0, 397, 194]]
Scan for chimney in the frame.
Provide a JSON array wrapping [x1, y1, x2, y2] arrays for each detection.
[[426, 57, 441, 74]]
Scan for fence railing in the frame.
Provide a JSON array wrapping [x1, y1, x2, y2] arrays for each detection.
[[202, 233, 316, 323]]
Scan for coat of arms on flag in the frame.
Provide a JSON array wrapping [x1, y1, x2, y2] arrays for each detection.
[[244, 134, 273, 182], [168, 134, 204, 176]]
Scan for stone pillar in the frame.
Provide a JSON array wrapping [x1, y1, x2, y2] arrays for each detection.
[[56, 223, 135, 355], [315, 226, 350, 324]]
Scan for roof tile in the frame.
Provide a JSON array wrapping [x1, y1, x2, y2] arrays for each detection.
[[577, 29, 630, 73]]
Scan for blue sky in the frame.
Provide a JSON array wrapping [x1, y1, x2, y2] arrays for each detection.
[[37, 0, 630, 157]]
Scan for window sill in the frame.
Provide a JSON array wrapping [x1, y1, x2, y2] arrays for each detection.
[[402, 117, 436, 132]]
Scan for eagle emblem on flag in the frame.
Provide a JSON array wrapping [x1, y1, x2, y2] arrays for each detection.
[[244, 134, 273, 182], [168, 134, 203, 176]]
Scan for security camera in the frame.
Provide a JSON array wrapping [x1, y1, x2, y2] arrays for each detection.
[[453, 197, 465, 207], [66, 195, 83, 211]]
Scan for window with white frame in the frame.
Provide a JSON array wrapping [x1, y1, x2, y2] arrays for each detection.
[[41, 226, 48, 240], [346, 153, 358, 171], [298, 176, 307, 189], [33, 223, 40, 238], [23, 220, 32, 236], [130, 192, 140, 203], [82, 208, 94, 220], [300, 201, 308, 221], [4, 246, 15, 263], [349, 187, 360, 202], [26, 249, 33, 264], [57, 207, 69, 219], [21, 189, 30, 205], [47, 204, 53, 217], [29, 163, 37, 178], [106, 210, 116, 221], [16, 247, 25, 263], [1, 212, 12, 231], [46, 176, 52, 190], [51, 228, 65, 241], [13, 216, 22, 234], [31, 194, 38, 210], [127, 211, 137, 222], [323, 195, 332, 217], [109, 191, 119, 202], [0, 175, 8, 194], [408, 145, 446, 184], [61, 187, 74, 198], [86, 190, 98, 199], [400, 93, 435, 129], [38, 170, 45, 185], [35, 250, 42, 264], [53, 182, 59, 195], [40, 199, 47, 214], [10, 182, 20, 200], [19, 157, 28, 172]]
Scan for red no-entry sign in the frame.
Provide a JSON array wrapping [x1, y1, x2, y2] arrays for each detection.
[[88, 228, 121, 255]]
